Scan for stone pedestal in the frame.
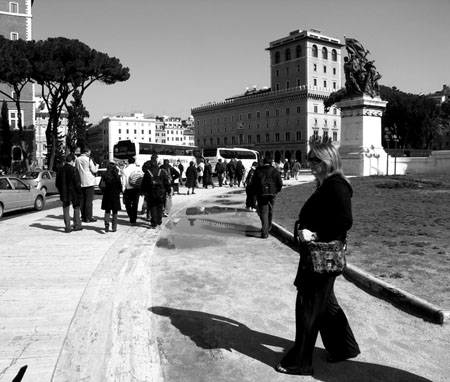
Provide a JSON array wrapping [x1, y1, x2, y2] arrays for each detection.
[[336, 95, 388, 176]]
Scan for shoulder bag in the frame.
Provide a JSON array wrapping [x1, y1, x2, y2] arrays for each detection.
[[304, 240, 347, 276]]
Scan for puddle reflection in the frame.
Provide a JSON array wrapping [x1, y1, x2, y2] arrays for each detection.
[[186, 206, 247, 215]]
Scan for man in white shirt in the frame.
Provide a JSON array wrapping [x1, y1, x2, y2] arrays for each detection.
[[75, 147, 99, 222], [121, 156, 140, 225]]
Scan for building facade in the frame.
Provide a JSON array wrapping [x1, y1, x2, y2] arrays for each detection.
[[34, 96, 68, 168], [0, 0, 35, 167], [191, 28, 343, 164]]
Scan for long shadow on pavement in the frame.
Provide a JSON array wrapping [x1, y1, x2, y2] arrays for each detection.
[[150, 306, 433, 382]]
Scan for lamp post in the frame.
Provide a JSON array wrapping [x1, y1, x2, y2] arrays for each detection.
[[384, 125, 400, 175], [384, 127, 391, 175]]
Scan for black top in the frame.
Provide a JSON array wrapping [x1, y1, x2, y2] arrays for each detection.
[[294, 174, 353, 286]]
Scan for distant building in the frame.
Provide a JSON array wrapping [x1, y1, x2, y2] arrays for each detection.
[[0, 0, 35, 166], [430, 85, 450, 150], [191, 28, 343, 164], [34, 96, 68, 168], [88, 113, 157, 165]]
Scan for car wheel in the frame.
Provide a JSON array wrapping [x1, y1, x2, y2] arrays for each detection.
[[40, 186, 47, 196], [34, 196, 44, 211], [0, 203, 3, 219]]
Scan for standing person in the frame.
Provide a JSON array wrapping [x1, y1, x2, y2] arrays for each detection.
[[203, 159, 214, 189], [215, 159, 226, 187], [100, 162, 122, 233], [235, 159, 245, 187], [141, 160, 170, 229], [177, 159, 184, 186], [244, 161, 258, 211], [56, 153, 83, 233], [185, 161, 198, 195], [283, 159, 290, 180], [292, 160, 302, 180], [250, 156, 283, 238], [197, 159, 205, 185], [75, 146, 99, 223], [121, 157, 140, 225], [226, 158, 236, 187], [160, 159, 179, 217], [275, 142, 360, 376]]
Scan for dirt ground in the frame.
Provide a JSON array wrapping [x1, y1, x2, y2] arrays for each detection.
[[274, 172, 450, 311]]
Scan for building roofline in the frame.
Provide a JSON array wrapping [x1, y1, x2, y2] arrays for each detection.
[[266, 28, 343, 51]]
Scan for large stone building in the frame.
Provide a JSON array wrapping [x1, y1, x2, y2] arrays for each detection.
[[87, 113, 196, 165], [191, 28, 343, 164], [0, 0, 35, 166]]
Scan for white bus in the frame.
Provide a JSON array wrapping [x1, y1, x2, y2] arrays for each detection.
[[113, 140, 201, 178], [202, 147, 260, 175]]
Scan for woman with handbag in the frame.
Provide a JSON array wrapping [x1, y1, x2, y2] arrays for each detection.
[[100, 162, 122, 232], [275, 140, 360, 376]]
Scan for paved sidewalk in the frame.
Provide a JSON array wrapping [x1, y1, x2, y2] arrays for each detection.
[[0, 178, 449, 382]]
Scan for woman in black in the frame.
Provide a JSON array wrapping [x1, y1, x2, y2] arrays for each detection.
[[101, 162, 122, 232], [275, 142, 360, 376]]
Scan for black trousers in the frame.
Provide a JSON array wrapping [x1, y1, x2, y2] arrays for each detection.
[[123, 188, 140, 223], [280, 274, 360, 369]]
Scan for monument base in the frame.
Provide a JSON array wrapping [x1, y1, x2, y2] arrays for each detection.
[[336, 95, 388, 176]]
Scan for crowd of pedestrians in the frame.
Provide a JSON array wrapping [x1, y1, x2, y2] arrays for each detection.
[[55, 150, 300, 236]]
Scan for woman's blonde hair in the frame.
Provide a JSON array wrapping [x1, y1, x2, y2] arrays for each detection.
[[307, 142, 349, 185]]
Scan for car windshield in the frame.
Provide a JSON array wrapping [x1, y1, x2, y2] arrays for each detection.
[[21, 172, 39, 179]]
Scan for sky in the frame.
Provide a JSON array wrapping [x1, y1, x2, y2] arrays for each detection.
[[32, 0, 450, 124]]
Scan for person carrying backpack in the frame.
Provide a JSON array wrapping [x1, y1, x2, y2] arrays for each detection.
[[250, 156, 283, 238], [141, 159, 170, 229]]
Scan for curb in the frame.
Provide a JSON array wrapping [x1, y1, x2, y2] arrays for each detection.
[[270, 222, 449, 325]]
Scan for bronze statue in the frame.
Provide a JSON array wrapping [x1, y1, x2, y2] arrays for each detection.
[[343, 37, 381, 98]]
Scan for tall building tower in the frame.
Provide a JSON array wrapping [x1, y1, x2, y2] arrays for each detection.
[[191, 28, 343, 164], [0, 0, 35, 166]]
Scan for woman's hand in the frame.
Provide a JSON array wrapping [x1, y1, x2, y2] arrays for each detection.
[[298, 229, 317, 242]]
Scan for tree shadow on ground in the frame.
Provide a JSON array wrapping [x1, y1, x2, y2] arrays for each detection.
[[150, 307, 433, 382]]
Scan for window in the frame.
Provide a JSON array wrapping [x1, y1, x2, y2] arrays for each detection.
[[9, 110, 23, 129], [333, 81, 337, 89], [313, 78, 317, 86], [286, 81, 290, 89], [312, 45, 318, 58], [247, 135, 252, 144], [239, 113, 242, 121], [296, 131, 302, 141], [224, 116, 227, 123], [314, 105, 318, 113], [297, 79, 301, 86], [256, 134, 261, 143], [118, 129, 122, 134], [296, 45, 302, 58], [286, 67, 290, 75], [285, 132, 291, 141], [285, 107, 290, 115], [275, 109, 280, 117], [256, 111, 260, 119], [333, 67, 337, 75], [322, 47, 328, 60], [10, 2, 19, 13], [323, 130, 329, 141], [247, 112, 251, 119], [276, 69, 279, 77], [313, 64, 317, 71], [217, 137, 220, 145], [323, 80, 327, 88], [276, 83, 280, 91], [285, 48, 291, 61], [275, 51, 281, 64], [265, 110, 270, 118], [216, 117, 220, 124], [297, 64, 301, 72], [232, 136, 235, 144], [224, 137, 228, 145], [297, 106, 301, 114], [265, 133, 270, 142], [275, 133, 280, 142], [323, 66, 327, 73], [333, 131, 338, 141], [332, 49, 337, 62], [10, 32, 19, 40]]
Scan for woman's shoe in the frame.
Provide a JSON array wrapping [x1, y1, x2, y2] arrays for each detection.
[[274, 363, 313, 376]]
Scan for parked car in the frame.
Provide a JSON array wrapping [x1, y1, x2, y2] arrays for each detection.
[[94, 168, 107, 193], [0, 176, 46, 219], [20, 170, 58, 196]]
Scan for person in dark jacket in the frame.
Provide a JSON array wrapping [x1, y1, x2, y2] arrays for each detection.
[[185, 161, 198, 195], [250, 156, 283, 238], [203, 159, 214, 188], [141, 159, 170, 228], [235, 159, 245, 187], [101, 162, 122, 232], [244, 161, 258, 210], [226, 158, 236, 187], [55, 153, 83, 233], [275, 141, 360, 376], [215, 159, 226, 186]]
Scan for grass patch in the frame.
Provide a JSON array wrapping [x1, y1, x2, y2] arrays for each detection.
[[274, 173, 450, 309]]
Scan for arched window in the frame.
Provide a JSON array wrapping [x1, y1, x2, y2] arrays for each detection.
[[285, 48, 291, 61], [322, 47, 328, 60], [331, 49, 337, 62], [312, 45, 318, 58], [275, 51, 280, 64], [296, 45, 302, 58]]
